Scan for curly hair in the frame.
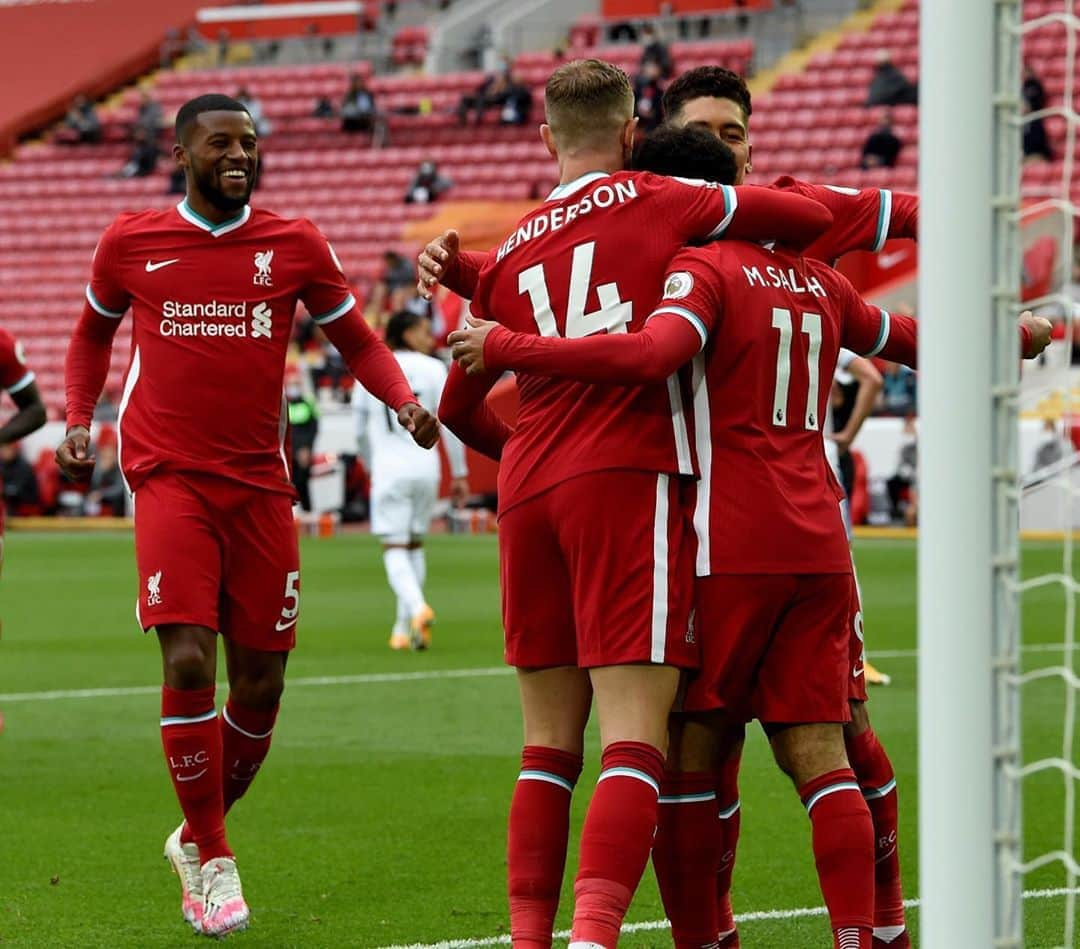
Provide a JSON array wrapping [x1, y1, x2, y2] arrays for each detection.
[[661, 66, 752, 124]]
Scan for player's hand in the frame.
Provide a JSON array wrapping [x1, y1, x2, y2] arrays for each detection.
[[398, 402, 439, 449], [828, 430, 854, 453], [55, 425, 95, 481], [1020, 310, 1053, 358], [417, 228, 460, 300], [449, 477, 469, 508], [448, 317, 499, 375]]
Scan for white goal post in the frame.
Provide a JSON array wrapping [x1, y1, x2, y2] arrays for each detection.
[[918, 1, 1023, 947]]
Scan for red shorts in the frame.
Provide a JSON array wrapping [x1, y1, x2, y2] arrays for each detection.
[[684, 572, 854, 724], [848, 569, 867, 703], [499, 469, 698, 670], [133, 473, 300, 651]]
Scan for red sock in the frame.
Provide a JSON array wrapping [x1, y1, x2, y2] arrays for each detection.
[[652, 771, 721, 949], [571, 741, 666, 948], [846, 728, 905, 932], [798, 768, 873, 949], [161, 685, 231, 865], [715, 752, 741, 943], [180, 698, 279, 846], [508, 746, 584, 948], [221, 698, 279, 813]]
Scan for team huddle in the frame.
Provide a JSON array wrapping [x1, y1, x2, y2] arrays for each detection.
[[45, 59, 1050, 947]]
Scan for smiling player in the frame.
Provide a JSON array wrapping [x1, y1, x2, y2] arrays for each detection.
[[57, 94, 437, 937]]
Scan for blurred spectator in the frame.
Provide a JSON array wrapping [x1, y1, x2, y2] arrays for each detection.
[[880, 362, 917, 416], [861, 110, 902, 169], [633, 60, 665, 133], [85, 442, 126, 516], [236, 87, 271, 136], [500, 73, 533, 126], [133, 91, 164, 139], [286, 369, 320, 510], [341, 73, 377, 132], [1022, 63, 1053, 162], [160, 27, 184, 68], [185, 26, 208, 57], [457, 72, 509, 125], [217, 29, 231, 66], [117, 128, 159, 178], [63, 95, 101, 144], [313, 96, 336, 119], [640, 23, 673, 78], [1034, 417, 1069, 472], [404, 160, 452, 204], [384, 250, 416, 293], [93, 389, 119, 423], [866, 50, 918, 107], [1023, 61, 1047, 112], [0, 442, 38, 515], [886, 416, 918, 524]]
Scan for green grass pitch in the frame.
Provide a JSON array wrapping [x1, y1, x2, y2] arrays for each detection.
[[1, 532, 1077, 947]]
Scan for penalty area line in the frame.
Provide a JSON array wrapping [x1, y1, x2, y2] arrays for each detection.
[[0, 665, 514, 703], [376, 887, 1080, 949]]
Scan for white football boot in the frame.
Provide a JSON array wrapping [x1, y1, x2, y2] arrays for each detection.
[[200, 856, 250, 937], [163, 824, 203, 932]]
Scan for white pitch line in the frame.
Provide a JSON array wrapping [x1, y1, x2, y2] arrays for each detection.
[[375, 887, 1080, 949], [0, 666, 513, 703], [0, 642, 1073, 703]]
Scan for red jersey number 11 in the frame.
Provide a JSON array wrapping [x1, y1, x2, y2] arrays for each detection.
[[771, 307, 823, 431], [518, 241, 633, 339]]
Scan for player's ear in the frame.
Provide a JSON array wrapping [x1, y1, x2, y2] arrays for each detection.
[[539, 124, 557, 159], [621, 117, 638, 158], [745, 142, 753, 177], [172, 142, 189, 171]]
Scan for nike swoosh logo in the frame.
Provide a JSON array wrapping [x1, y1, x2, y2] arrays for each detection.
[[877, 250, 909, 269], [275, 617, 298, 632], [876, 845, 898, 864], [146, 258, 180, 272], [853, 667, 865, 678], [176, 768, 207, 782]]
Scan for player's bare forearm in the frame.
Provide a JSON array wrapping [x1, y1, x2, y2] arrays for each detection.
[[727, 186, 833, 249], [477, 315, 701, 384], [0, 383, 46, 445], [322, 309, 416, 410], [835, 358, 883, 449], [65, 302, 119, 430], [438, 362, 510, 461]]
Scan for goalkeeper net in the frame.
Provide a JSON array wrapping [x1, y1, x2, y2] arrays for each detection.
[[995, 1, 1078, 946]]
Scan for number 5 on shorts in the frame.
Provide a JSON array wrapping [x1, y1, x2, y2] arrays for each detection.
[[276, 570, 300, 631]]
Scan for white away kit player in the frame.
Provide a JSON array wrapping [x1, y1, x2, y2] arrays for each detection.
[[355, 312, 468, 650]]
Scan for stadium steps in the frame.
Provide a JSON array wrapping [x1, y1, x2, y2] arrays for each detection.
[[749, 0, 910, 98]]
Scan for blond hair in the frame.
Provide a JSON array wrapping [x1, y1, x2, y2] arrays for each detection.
[[544, 59, 635, 152]]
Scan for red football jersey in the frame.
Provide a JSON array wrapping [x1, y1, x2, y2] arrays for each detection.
[[653, 242, 898, 575], [84, 201, 360, 494], [0, 327, 34, 397], [469, 170, 830, 511], [769, 176, 918, 263]]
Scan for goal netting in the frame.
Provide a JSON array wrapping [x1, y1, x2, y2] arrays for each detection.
[[921, 1, 1080, 947]]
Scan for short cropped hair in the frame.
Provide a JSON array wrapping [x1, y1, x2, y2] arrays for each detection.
[[634, 125, 738, 185], [385, 311, 427, 350], [175, 94, 251, 143], [662, 66, 752, 124], [545, 59, 635, 151]]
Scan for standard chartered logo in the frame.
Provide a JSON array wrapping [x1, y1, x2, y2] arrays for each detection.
[[251, 302, 272, 339], [158, 300, 272, 340]]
